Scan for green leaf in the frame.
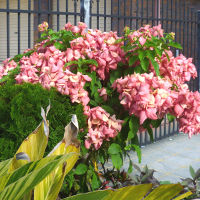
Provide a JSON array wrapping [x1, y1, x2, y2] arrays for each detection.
[[111, 154, 123, 170], [101, 105, 115, 115], [144, 184, 183, 200], [128, 116, 140, 140], [146, 50, 160, 76], [189, 165, 195, 179], [138, 49, 145, 61], [128, 55, 138, 66], [0, 154, 75, 200], [74, 164, 88, 175], [0, 159, 12, 177], [194, 168, 200, 180], [91, 173, 100, 190], [54, 42, 65, 51], [168, 42, 183, 49], [108, 143, 122, 155], [132, 145, 142, 163], [151, 59, 160, 76], [140, 57, 149, 72], [134, 65, 143, 74], [128, 160, 133, 174], [167, 114, 176, 122], [63, 184, 153, 200], [151, 119, 163, 128]]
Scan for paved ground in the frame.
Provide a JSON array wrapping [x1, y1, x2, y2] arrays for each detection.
[[122, 133, 200, 183]]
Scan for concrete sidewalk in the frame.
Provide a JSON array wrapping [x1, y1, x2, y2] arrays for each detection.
[[123, 133, 200, 183]]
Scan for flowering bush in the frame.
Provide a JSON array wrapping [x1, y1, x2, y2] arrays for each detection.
[[0, 21, 199, 195]]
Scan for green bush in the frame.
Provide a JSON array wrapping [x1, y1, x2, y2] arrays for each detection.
[[0, 77, 87, 161]]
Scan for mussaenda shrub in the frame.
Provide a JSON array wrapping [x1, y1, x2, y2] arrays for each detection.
[[0, 22, 199, 172]]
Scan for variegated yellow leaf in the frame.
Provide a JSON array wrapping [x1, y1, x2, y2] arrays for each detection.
[[9, 105, 50, 172], [34, 114, 80, 200]]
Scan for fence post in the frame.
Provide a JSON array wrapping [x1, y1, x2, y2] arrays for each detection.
[[84, 0, 91, 28], [80, 0, 90, 28], [197, 11, 200, 92]]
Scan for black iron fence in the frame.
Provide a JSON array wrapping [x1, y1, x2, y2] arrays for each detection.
[[0, 0, 199, 146]]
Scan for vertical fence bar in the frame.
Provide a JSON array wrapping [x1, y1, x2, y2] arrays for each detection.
[[197, 11, 200, 92], [18, 0, 20, 54], [89, 0, 92, 28], [80, 0, 84, 22], [38, 0, 41, 38], [111, 0, 113, 30], [183, 0, 186, 53], [28, 0, 31, 48], [48, 0, 51, 25], [6, 0, 10, 58], [97, 0, 99, 29], [124, 0, 126, 28], [74, 0, 77, 25], [57, 0, 59, 31], [166, 0, 169, 32], [147, 0, 149, 24], [66, 0, 68, 23], [104, 0, 106, 31], [130, 0, 133, 29], [141, 0, 144, 26], [117, 0, 120, 34], [136, 0, 139, 29], [152, 0, 154, 26]]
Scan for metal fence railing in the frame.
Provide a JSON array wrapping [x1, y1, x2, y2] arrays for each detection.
[[0, 0, 199, 146]]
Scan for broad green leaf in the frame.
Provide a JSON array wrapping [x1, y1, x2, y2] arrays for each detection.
[[74, 163, 88, 175], [111, 154, 123, 170], [62, 190, 110, 200], [63, 184, 184, 200], [194, 168, 200, 180], [0, 154, 75, 200], [128, 160, 133, 174], [167, 114, 176, 122], [151, 119, 163, 128], [189, 165, 195, 179], [140, 57, 149, 72], [151, 59, 159, 76], [132, 145, 142, 163], [54, 42, 65, 51], [9, 105, 50, 172], [146, 126, 154, 142], [173, 191, 193, 200], [168, 42, 182, 49], [144, 184, 183, 200], [128, 116, 140, 140], [91, 172, 101, 190], [138, 49, 145, 61], [0, 159, 12, 177], [34, 115, 80, 200], [63, 184, 153, 200], [108, 143, 122, 155], [128, 55, 138, 66], [146, 50, 160, 76]]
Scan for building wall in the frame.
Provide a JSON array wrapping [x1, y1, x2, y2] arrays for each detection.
[[0, 0, 34, 62]]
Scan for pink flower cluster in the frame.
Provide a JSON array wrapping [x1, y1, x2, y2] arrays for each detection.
[[128, 24, 164, 46], [84, 106, 123, 150], [168, 85, 200, 137], [112, 73, 177, 125], [38, 22, 48, 32], [0, 59, 18, 79], [151, 50, 197, 86], [67, 23, 125, 80], [14, 46, 91, 106]]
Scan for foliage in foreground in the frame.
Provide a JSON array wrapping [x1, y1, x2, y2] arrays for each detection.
[[0, 21, 199, 196], [0, 107, 80, 200]]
